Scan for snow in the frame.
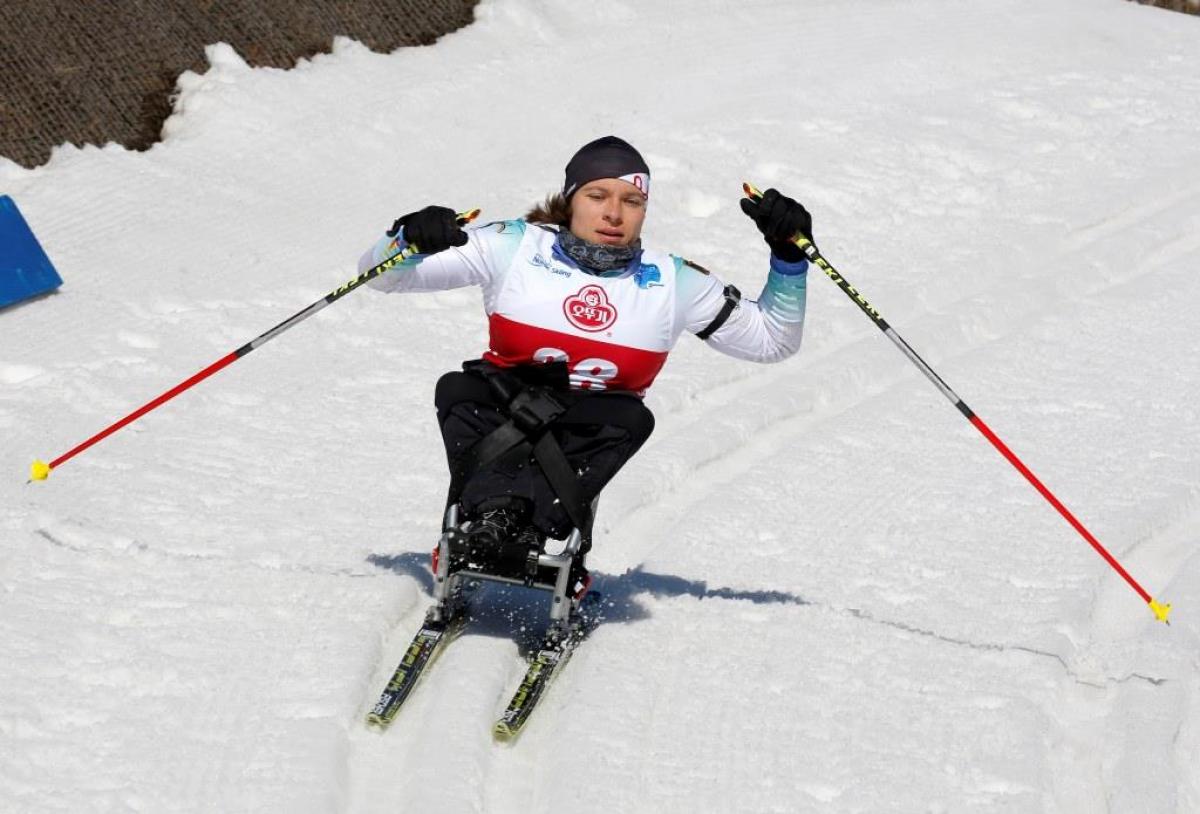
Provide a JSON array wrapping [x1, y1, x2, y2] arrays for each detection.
[[2, 0, 1200, 811]]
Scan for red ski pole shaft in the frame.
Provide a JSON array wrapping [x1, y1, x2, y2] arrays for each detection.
[[29, 209, 481, 482], [969, 416, 1151, 604], [42, 352, 239, 475], [742, 183, 1169, 624]]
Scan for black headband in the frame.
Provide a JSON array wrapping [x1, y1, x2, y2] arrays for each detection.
[[562, 136, 650, 200]]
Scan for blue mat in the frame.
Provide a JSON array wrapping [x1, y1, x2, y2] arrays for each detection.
[[0, 195, 63, 309]]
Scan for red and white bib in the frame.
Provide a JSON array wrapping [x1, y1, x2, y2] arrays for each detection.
[[483, 227, 676, 393]]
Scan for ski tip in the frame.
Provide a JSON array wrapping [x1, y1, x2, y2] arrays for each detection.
[[1149, 598, 1172, 625], [29, 459, 51, 482], [456, 208, 482, 225], [742, 181, 762, 201], [492, 721, 518, 742]]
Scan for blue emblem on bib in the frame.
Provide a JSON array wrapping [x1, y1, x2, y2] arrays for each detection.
[[635, 263, 662, 289]]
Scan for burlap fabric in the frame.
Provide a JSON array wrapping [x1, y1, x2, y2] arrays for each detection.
[[0, 0, 478, 169]]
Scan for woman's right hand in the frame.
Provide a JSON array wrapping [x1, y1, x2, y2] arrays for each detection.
[[387, 205, 469, 254]]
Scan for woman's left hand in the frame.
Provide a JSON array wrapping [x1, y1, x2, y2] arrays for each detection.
[[740, 188, 812, 263]]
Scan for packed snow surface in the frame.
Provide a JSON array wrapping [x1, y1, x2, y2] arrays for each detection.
[[3, 1, 1200, 811]]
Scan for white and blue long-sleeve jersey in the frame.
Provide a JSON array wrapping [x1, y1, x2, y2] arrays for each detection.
[[360, 219, 807, 394]]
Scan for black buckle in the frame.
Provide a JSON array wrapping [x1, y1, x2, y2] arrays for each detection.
[[508, 388, 566, 435]]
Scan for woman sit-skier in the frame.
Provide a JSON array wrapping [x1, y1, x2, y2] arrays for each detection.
[[360, 136, 812, 592]]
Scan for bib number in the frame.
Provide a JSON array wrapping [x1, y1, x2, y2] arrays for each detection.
[[533, 347, 618, 391]]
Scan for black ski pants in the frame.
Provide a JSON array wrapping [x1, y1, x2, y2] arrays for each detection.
[[434, 365, 654, 539]]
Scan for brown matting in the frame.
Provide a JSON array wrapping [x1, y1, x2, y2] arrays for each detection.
[[0, 0, 479, 168]]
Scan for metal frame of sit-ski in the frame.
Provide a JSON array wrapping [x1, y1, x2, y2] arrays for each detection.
[[429, 503, 592, 638]]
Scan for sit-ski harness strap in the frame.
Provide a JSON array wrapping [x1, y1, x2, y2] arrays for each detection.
[[454, 367, 594, 550]]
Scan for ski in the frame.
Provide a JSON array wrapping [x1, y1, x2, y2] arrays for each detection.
[[366, 608, 467, 729], [493, 599, 598, 741], [369, 506, 599, 738]]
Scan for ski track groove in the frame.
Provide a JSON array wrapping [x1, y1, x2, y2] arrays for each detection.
[[1058, 182, 1200, 257], [839, 604, 1166, 690]]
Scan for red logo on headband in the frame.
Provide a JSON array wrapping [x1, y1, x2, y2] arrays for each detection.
[[563, 285, 618, 332], [620, 172, 649, 198]]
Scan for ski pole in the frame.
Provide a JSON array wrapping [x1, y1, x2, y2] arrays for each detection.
[[743, 183, 1170, 624], [29, 209, 481, 483]]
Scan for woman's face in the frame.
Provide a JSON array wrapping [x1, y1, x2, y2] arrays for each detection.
[[568, 178, 647, 246]]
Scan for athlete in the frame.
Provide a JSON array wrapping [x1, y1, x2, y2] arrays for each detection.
[[360, 136, 812, 580]]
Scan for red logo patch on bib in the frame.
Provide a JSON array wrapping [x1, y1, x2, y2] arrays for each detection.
[[563, 284, 618, 332]]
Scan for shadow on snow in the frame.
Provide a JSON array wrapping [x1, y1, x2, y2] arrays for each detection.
[[366, 551, 810, 646]]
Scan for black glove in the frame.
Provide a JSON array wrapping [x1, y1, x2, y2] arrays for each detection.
[[739, 188, 813, 264], [387, 205, 468, 254]]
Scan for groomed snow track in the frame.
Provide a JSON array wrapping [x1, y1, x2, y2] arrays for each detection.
[[3, 2, 1199, 811]]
